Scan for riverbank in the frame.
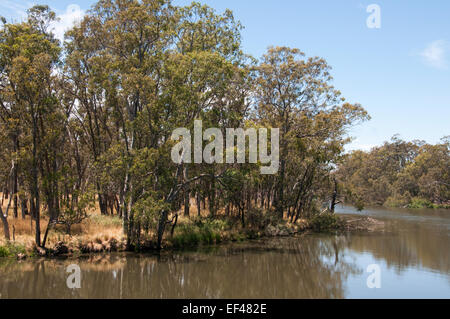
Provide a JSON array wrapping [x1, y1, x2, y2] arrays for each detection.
[[0, 216, 307, 259], [1, 206, 447, 299], [0, 212, 383, 260], [0, 212, 123, 258]]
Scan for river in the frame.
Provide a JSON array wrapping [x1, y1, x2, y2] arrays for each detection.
[[0, 206, 449, 299]]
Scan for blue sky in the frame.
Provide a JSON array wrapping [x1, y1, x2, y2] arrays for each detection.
[[1, 0, 449, 151]]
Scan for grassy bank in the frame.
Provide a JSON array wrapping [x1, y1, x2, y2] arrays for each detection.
[[0, 207, 125, 258], [382, 197, 450, 209], [346, 197, 450, 211], [0, 242, 26, 258], [404, 198, 450, 209], [1, 201, 364, 260]]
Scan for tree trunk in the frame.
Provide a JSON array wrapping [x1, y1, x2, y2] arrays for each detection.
[[31, 113, 41, 247], [33, 199, 41, 247], [12, 178, 18, 219], [183, 167, 190, 217], [209, 179, 216, 217], [330, 178, 338, 213], [98, 192, 108, 215], [276, 158, 286, 218], [170, 214, 178, 237], [196, 192, 201, 217], [0, 206, 10, 241], [42, 219, 53, 248], [12, 135, 19, 219], [20, 197, 28, 219], [157, 210, 169, 250]]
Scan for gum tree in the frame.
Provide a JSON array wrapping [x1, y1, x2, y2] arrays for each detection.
[[0, 6, 62, 246], [254, 46, 369, 218]]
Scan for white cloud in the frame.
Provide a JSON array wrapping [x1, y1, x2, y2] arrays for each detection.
[[345, 141, 377, 153], [0, 3, 85, 42], [50, 4, 85, 42], [0, 0, 34, 19], [420, 40, 448, 70]]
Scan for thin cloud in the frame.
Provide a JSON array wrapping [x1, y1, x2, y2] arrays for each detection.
[[50, 4, 85, 42], [0, 0, 33, 19], [345, 142, 377, 153], [420, 40, 448, 70], [0, 2, 85, 43]]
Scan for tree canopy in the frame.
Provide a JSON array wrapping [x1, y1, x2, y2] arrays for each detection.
[[0, 0, 370, 249], [337, 136, 450, 210]]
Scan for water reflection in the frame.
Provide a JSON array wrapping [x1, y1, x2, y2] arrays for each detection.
[[0, 237, 359, 299], [0, 206, 449, 298], [336, 206, 450, 276]]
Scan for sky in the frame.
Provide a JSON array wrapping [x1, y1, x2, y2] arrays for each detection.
[[1, 0, 449, 151]]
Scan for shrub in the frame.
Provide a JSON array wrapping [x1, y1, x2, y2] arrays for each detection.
[[385, 193, 411, 208], [407, 197, 435, 209], [0, 245, 9, 257], [170, 218, 227, 248], [0, 242, 26, 257], [309, 213, 341, 232], [246, 208, 279, 230]]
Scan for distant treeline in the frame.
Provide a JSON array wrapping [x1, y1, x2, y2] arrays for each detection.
[[0, 1, 370, 249], [337, 136, 450, 209]]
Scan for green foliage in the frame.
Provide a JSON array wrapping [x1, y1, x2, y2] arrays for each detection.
[[246, 208, 279, 230], [407, 198, 436, 209], [0, 246, 9, 257], [384, 192, 412, 208], [338, 136, 450, 209], [170, 218, 229, 248], [0, 0, 372, 250], [309, 213, 341, 232], [0, 242, 26, 257], [133, 196, 171, 234], [57, 189, 94, 234]]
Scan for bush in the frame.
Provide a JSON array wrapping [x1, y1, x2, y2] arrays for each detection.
[[309, 213, 341, 232], [0, 242, 26, 257], [407, 197, 435, 209], [246, 208, 279, 230], [170, 218, 227, 248], [385, 193, 411, 208], [0, 246, 9, 257]]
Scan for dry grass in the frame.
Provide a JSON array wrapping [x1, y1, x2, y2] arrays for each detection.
[[0, 217, 45, 250], [1, 194, 298, 254], [0, 197, 124, 249], [0, 197, 207, 248], [74, 213, 124, 245]]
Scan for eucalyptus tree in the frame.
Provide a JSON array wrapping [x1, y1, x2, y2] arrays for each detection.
[[64, 0, 251, 249], [338, 136, 449, 208], [254, 46, 369, 218], [167, 2, 249, 218], [0, 0, 373, 249], [0, 6, 63, 246], [150, 2, 251, 247], [64, 0, 177, 247]]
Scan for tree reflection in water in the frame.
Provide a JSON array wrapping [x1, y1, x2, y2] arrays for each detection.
[[1, 208, 449, 299], [0, 236, 358, 299]]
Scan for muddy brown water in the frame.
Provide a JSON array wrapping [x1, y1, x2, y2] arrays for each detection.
[[0, 206, 449, 299]]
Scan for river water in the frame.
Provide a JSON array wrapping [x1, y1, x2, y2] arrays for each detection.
[[0, 206, 449, 299]]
